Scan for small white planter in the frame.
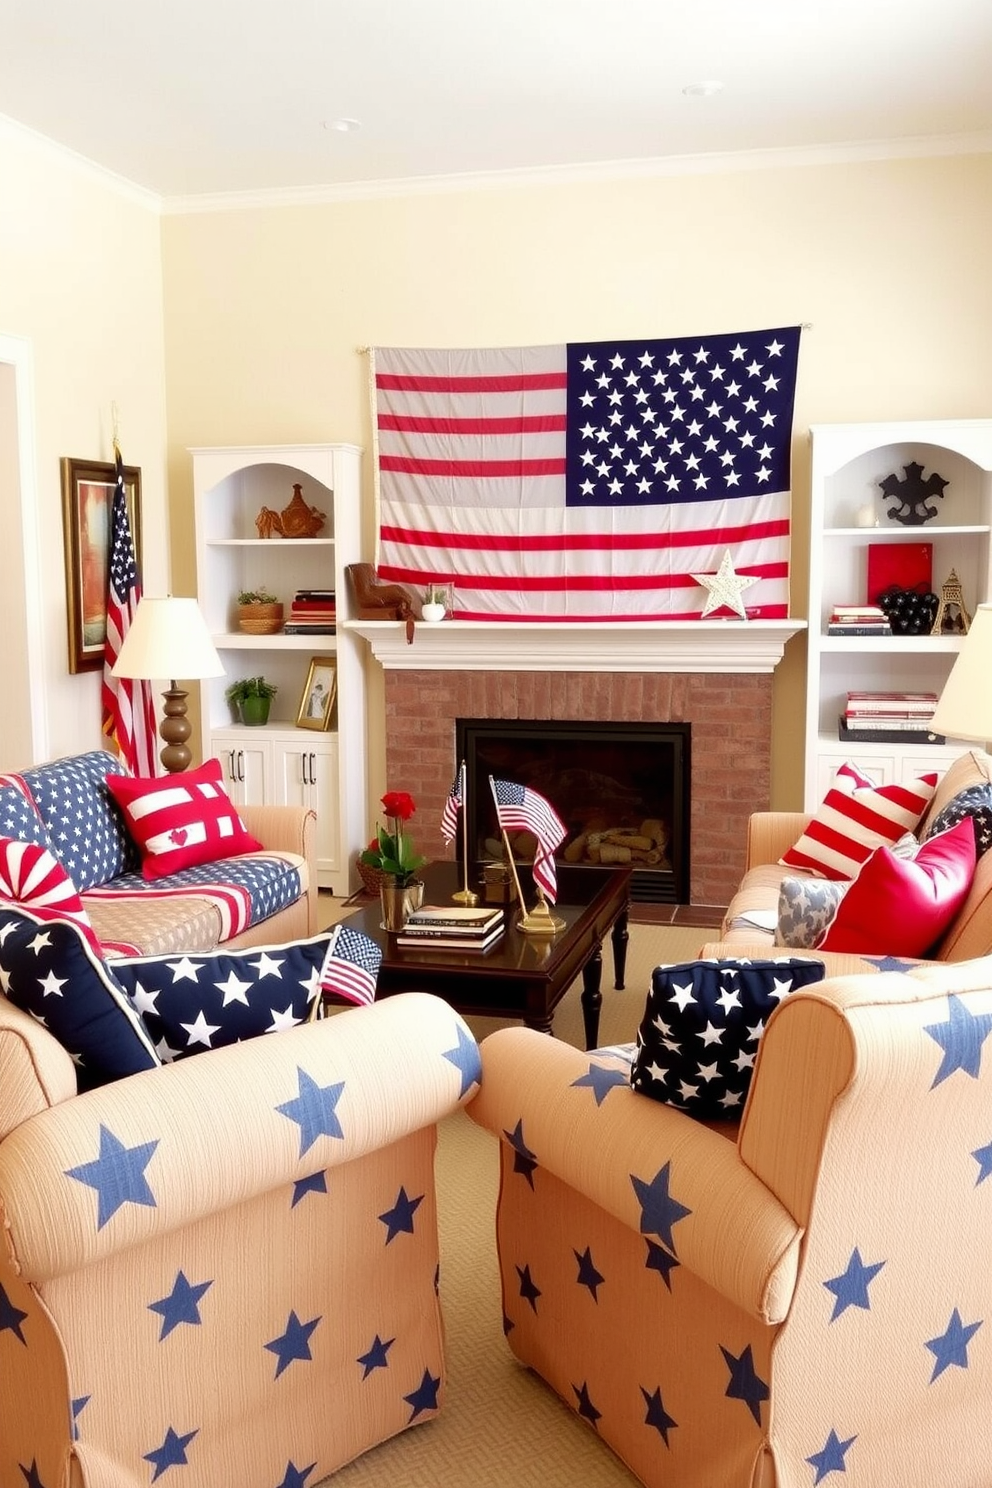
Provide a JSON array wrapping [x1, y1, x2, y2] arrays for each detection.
[[421, 603, 446, 623]]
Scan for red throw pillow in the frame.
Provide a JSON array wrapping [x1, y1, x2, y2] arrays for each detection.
[[820, 817, 976, 956], [780, 762, 939, 881], [106, 759, 263, 882]]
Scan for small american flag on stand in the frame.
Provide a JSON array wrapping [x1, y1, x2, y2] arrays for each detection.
[[490, 778, 567, 903], [102, 444, 158, 776], [440, 764, 464, 845], [320, 923, 382, 1007]]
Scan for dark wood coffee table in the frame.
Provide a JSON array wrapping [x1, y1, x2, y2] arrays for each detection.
[[338, 860, 631, 1049]]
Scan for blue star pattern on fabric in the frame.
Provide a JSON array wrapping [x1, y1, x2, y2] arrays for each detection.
[[644, 1239, 680, 1290], [806, 1428, 857, 1484], [404, 1368, 441, 1420], [71, 1395, 90, 1442], [721, 1343, 770, 1425], [503, 1118, 538, 1187], [973, 1139, 992, 1185], [517, 1263, 542, 1312], [100, 851, 302, 931], [823, 1248, 885, 1321], [143, 1425, 199, 1481], [641, 1384, 677, 1445], [21, 752, 136, 891], [0, 1281, 28, 1344], [357, 1334, 394, 1378], [925, 1307, 982, 1382], [65, 1123, 159, 1229], [573, 1380, 602, 1428], [378, 1186, 424, 1243], [18, 1460, 47, 1488], [276, 1463, 317, 1488], [629, 957, 824, 1120], [442, 1021, 482, 1098], [0, 775, 50, 850], [863, 955, 925, 973], [574, 1246, 605, 1300], [148, 1269, 213, 1340], [925, 994, 992, 1085], [291, 1171, 328, 1207], [264, 1310, 322, 1379], [571, 1061, 629, 1105], [630, 1162, 691, 1254], [276, 1068, 345, 1156]]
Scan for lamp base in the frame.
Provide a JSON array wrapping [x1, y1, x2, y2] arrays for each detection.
[[159, 685, 192, 773]]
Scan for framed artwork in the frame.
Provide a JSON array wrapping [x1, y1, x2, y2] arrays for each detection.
[[60, 456, 142, 674], [296, 655, 337, 731]]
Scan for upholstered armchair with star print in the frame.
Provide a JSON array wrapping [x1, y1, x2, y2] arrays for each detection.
[[0, 991, 481, 1487], [467, 957, 992, 1488]]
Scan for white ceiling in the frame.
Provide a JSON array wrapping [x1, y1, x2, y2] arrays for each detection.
[[2, 0, 991, 205]]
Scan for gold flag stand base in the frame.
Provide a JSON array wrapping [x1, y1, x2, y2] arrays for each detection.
[[452, 886, 480, 906], [497, 827, 564, 936]]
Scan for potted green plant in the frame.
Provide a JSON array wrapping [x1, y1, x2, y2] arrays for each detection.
[[236, 587, 283, 635], [225, 675, 278, 727]]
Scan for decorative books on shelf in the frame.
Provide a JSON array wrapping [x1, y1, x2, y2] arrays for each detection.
[[839, 691, 944, 744], [284, 588, 337, 636], [395, 903, 505, 952], [827, 604, 892, 636]]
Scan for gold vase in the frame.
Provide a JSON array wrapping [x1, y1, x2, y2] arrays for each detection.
[[380, 878, 425, 932]]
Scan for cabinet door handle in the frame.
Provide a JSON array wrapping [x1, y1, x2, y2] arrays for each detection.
[[228, 750, 236, 782], [237, 750, 245, 783], [301, 753, 310, 787], [309, 752, 316, 786]]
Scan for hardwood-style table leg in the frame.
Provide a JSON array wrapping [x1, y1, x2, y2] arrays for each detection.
[[612, 907, 629, 989], [581, 943, 604, 1051]]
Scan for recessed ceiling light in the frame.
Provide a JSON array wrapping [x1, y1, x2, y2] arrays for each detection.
[[325, 117, 361, 133], [682, 81, 724, 98]]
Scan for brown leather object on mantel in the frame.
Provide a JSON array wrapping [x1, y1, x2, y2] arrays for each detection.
[[345, 563, 416, 643]]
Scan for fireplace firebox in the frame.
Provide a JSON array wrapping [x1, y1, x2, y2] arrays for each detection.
[[457, 718, 690, 904]]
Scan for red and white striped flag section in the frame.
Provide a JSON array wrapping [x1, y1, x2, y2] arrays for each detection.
[[489, 777, 566, 903], [371, 328, 801, 621], [440, 762, 464, 844], [102, 445, 158, 775], [319, 923, 382, 1007]]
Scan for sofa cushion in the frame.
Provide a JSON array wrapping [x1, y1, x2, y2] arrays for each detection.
[[923, 784, 992, 859], [21, 750, 137, 891], [110, 925, 382, 1061], [630, 956, 826, 1120], [779, 761, 938, 880], [106, 759, 263, 881], [820, 818, 977, 956], [0, 836, 104, 956], [0, 905, 160, 1090], [0, 774, 51, 852]]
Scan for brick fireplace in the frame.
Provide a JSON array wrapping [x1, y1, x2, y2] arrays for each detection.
[[349, 619, 802, 908]]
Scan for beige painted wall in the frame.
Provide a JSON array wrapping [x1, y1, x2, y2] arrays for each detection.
[[0, 120, 169, 768], [161, 149, 992, 812]]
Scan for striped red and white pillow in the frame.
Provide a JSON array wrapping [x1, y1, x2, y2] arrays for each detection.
[[106, 758, 262, 881], [779, 761, 939, 881], [0, 836, 104, 955]]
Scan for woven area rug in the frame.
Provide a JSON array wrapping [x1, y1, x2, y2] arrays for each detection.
[[316, 912, 717, 1488]]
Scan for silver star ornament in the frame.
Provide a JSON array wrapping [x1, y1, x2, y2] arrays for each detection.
[[692, 549, 759, 619]]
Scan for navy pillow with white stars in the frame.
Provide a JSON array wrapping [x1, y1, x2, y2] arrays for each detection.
[[630, 957, 825, 1121], [0, 778, 51, 852], [22, 751, 138, 891], [0, 905, 160, 1089], [110, 936, 339, 1063], [924, 784, 992, 859]]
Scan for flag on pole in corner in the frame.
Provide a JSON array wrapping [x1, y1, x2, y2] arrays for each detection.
[[440, 763, 464, 844], [489, 778, 567, 903], [101, 445, 158, 776], [320, 923, 382, 1007]]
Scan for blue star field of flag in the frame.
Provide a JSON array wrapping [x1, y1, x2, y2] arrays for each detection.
[[564, 327, 801, 510], [17, 752, 137, 890], [488, 972, 992, 1487]]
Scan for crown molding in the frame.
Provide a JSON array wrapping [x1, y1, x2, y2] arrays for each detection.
[[161, 130, 992, 216], [0, 113, 161, 213]]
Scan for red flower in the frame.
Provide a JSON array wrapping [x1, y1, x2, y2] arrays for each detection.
[[381, 790, 416, 822]]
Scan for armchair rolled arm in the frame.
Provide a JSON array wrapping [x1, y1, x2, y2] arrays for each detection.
[[745, 811, 811, 870], [0, 993, 479, 1285], [468, 1028, 801, 1325]]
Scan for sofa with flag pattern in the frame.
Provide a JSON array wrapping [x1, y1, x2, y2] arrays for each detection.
[[467, 955, 992, 1488], [0, 988, 482, 1486], [0, 749, 316, 957]]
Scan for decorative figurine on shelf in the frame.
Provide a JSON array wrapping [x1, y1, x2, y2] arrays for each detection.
[[930, 570, 971, 635], [255, 483, 326, 539], [345, 563, 417, 643], [876, 583, 939, 636], [878, 461, 948, 526]]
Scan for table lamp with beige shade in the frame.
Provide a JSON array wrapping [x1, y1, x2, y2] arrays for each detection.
[[930, 603, 992, 749], [112, 596, 224, 773]]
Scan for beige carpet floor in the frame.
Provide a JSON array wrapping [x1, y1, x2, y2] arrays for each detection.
[[315, 909, 718, 1487]]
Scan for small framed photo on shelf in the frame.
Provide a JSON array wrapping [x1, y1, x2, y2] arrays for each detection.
[[60, 455, 142, 673], [296, 655, 337, 731]]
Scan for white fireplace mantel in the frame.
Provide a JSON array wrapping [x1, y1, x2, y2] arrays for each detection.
[[344, 619, 806, 673]]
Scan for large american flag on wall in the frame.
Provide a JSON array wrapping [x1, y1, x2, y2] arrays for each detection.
[[372, 327, 802, 621]]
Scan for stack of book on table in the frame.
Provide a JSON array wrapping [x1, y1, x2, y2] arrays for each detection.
[[827, 604, 892, 636], [284, 589, 336, 635], [839, 691, 945, 744], [395, 903, 505, 952]]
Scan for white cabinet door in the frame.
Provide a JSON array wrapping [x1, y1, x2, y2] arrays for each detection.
[[212, 735, 272, 807], [271, 735, 339, 885]]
